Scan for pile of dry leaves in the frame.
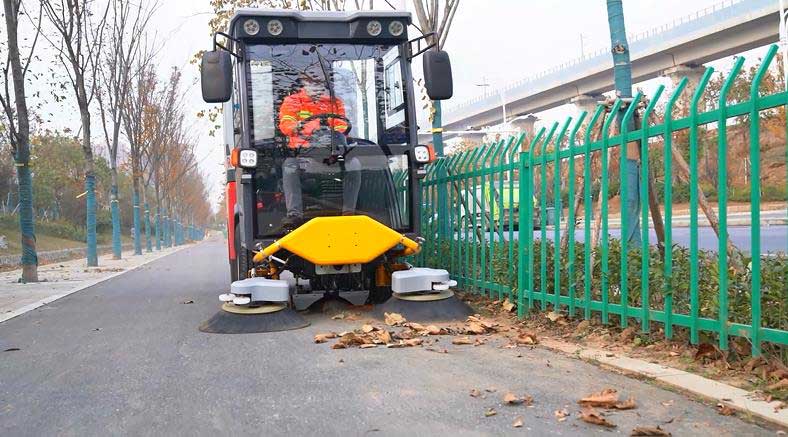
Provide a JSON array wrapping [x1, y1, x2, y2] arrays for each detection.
[[313, 312, 508, 350]]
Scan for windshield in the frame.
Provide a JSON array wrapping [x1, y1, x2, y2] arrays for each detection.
[[246, 43, 409, 146], [243, 43, 413, 238]]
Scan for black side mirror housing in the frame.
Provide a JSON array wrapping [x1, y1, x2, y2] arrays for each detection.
[[423, 50, 453, 100], [201, 50, 232, 103]]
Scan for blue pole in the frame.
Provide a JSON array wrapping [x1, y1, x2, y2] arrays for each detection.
[[132, 190, 142, 255], [110, 185, 121, 259], [86, 174, 98, 266], [154, 208, 161, 250], [606, 0, 641, 247], [144, 202, 152, 252]]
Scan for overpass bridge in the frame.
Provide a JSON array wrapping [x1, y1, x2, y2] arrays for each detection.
[[434, 0, 780, 139]]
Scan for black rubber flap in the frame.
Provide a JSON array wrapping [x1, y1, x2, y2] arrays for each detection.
[[198, 308, 310, 334]]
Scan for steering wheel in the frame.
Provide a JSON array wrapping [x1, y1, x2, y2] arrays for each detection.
[[295, 113, 352, 138]]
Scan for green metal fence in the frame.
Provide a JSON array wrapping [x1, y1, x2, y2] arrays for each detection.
[[418, 44, 788, 356]]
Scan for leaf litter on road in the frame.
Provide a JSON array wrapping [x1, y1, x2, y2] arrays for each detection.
[[631, 426, 672, 436], [579, 406, 616, 428]]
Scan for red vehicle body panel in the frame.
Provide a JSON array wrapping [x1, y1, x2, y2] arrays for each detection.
[[226, 180, 237, 260]]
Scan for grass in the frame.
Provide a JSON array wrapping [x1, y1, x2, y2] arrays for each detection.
[[0, 219, 133, 257]]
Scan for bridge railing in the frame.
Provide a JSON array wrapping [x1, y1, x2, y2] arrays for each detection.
[[418, 45, 788, 357]]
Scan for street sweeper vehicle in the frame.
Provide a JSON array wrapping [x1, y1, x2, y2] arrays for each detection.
[[199, 9, 469, 333]]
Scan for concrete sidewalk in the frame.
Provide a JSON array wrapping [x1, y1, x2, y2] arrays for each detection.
[[0, 243, 195, 324]]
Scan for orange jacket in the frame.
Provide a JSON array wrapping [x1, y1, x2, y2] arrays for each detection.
[[278, 89, 348, 149]]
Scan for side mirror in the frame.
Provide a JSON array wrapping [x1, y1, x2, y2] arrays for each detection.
[[423, 50, 453, 100], [201, 50, 232, 103]]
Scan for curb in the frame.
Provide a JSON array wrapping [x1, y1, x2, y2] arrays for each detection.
[[0, 242, 199, 325], [539, 338, 788, 429]]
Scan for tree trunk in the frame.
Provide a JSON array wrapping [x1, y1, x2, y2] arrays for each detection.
[[74, 67, 99, 267], [3, 0, 38, 282], [154, 181, 161, 250], [132, 174, 142, 255], [142, 186, 151, 252], [110, 167, 122, 259]]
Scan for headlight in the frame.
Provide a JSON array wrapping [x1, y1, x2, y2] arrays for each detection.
[[388, 21, 404, 36], [238, 149, 258, 168], [367, 20, 382, 36], [267, 19, 283, 36], [243, 19, 260, 36], [413, 145, 431, 163]]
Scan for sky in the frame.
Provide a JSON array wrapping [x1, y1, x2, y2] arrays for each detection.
[[11, 0, 776, 213]]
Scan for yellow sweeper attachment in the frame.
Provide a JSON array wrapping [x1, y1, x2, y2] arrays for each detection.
[[253, 215, 420, 265]]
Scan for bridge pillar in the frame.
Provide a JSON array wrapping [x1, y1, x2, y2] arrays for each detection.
[[570, 94, 603, 117], [509, 115, 539, 146], [663, 64, 707, 115]]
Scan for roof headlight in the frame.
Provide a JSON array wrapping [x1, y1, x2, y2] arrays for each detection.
[[388, 20, 404, 36], [367, 20, 382, 36], [413, 145, 432, 164], [238, 149, 258, 168], [243, 19, 260, 36], [267, 19, 283, 36]]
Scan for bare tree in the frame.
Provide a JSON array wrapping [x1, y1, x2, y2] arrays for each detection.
[[97, 0, 156, 259], [0, 0, 42, 282], [41, 0, 110, 266]]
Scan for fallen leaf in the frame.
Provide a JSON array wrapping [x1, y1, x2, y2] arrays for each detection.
[[3, 347, 20, 352], [502, 298, 516, 312], [660, 400, 674, 407], [180, 299, 194, 304], [424, 325, 444, 335], [484, 408, 497, 417], [339, 332, 368, 347], [331, 313, 346, 320], [314, 332, 337, 343], [359, 344, 377, 349], [716, 403, 735, 416], [620, 326, 637, 342], [465, 322, 487, 335], [512, 416, 524, 428], [376, 330, 393, 344], [485, 388, 497, 393], [578, 388, 619, 408], [403, 338, 423, 347], [470, 388, 482, 398], [766, 379, 788, 391], [631, 426, 671, 436], [384, 312, 406, 326], [694, 343, 721, 361], [614, 397, 637, 410], [554, 408, 569, 421], [517, 332, 539, 345], [503, 392, 524, 405], [331, 343, 347, 349], [405, 322, 426, 331], [580, 406, 616, 428], [546, 311, 567, 325], [452, 336, 473, 345], [361, 324, 376, 333]]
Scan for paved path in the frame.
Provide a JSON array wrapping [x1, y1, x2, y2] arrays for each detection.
[[0, 240, 775, 436]]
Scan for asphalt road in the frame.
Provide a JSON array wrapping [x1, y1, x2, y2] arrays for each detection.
[[473, 225, 788, 254], [0, 239, 775, 436]]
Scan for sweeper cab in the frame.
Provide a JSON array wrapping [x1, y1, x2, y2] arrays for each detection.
[[199, 9, 466, 332]]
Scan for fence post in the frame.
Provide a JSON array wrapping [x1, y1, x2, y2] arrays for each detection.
[[640, 85, 664, 333], [600, 100, 622, 324], [688, 67, 714, 345], [748, 44, 778, 356], [583, 105, 605, 320], [618, 91, 643, 328], [663, 78, 687, 340], [567, 113, 586, 318], [717, 57, 744, 351]]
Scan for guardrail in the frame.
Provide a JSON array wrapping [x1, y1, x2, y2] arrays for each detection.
[[418, 44, 788, 357]]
